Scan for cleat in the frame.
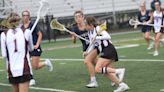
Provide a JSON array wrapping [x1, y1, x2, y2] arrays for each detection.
[[45, 59, 53, 71], [153, 51, 159, 56], [29, 79, 36, 86], [86, 81, 98, 88], [114, 82, 130, 92], [147, 42, 154, 50]]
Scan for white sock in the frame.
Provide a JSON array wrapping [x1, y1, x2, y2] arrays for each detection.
[[115, 69, 120, 74], [44, 60, 48, 65], [91, 76, 96, 82]]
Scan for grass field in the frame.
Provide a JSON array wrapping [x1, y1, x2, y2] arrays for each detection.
[[0, 31, 164, 92]]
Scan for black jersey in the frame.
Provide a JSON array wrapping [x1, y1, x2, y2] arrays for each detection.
[[138, 11, 151, 32], [72, 24, 89, 51]]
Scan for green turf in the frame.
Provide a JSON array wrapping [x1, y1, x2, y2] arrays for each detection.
[[0, 31, 164, 92]]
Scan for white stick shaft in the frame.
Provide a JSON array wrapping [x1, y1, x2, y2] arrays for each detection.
[[64, 28, 90, 43], [31, 17, 40, 33], [30, 1, 43, 33]]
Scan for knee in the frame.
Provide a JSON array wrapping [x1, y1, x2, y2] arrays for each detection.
[[84, 58, 92, 65], [32, 65, 39, 70], [144, 36, 149, 40]]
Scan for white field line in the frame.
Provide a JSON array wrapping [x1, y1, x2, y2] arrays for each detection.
[[0, 69, 5, 72], [115, 44, 139, 49], [43, 43, 140, 51], [160, 89, 164, 91], [0, 83, 76, 92]]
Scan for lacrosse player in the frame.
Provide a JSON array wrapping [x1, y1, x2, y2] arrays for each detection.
[[137, 3, 154, 50], [84, 17, 129, 92], [21, 10, 53, 85], [151, 1, 164, 56], [1, 12, 33, 92], [70, 10, 99, 88]]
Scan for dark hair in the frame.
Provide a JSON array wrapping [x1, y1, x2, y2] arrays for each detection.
[[74, 10, 84, 17], [85, 17, 97, 27]]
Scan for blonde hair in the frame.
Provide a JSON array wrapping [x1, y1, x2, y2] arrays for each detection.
[[6, 12, 20, 29]]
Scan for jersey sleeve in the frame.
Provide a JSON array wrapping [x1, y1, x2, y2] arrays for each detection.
[[1, 32, 7, 58], [96, 31, 111, 40]]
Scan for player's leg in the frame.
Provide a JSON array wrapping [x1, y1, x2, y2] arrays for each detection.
[[153, 32, 162, 56], [84, 49, 98, 88], [19, 81, 29, 92], [11, 84, 19, 92], [31, 56, 45, 70], [95, 58, 129, 92], [31, 56, 53, 71], [106, 62, 125, 87]]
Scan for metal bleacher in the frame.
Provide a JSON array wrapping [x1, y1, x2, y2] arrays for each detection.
[[0, 0, 148, 18], [0, 0, 164, 18]]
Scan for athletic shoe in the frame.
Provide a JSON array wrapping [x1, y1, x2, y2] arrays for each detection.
[[147, 42, 154, 50], [86, 81, 98, 88], [114, 82, 130, 92], [111, 68, 125, 87], [45, 59, 53, 71], [29, 79, 36, 86], [153, 51, 159, 56]]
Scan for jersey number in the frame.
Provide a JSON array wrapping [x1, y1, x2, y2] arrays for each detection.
[[14, 39, 18, 52]]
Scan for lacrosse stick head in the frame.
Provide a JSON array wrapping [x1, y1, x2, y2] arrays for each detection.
[[38, 0, 49, 18], [129, 19, 139, 28], [50, 19, 65, 31], [129, 19, 139, 26]]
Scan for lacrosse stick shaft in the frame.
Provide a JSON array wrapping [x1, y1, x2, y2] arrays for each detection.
[[64, 28, 90, 43], [31, 17, 40, 33], [31, 0, 49, 33]]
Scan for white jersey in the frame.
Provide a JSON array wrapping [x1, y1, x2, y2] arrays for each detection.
[[1, 28, 33, 77], [153, 11, 163, 33], [87, 26, 111, 52]]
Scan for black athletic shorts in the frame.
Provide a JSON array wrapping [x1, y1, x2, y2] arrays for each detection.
[[100, 42, 118, 61], [30, 46, 42, 56], [9, 74, 33, 84]]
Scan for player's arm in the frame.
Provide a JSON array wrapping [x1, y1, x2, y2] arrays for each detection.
[[1, 32, 7, 58], [70, 26, 77, 43], [146, 11, 153, 24], [96, 31, 111, 40], [34, 31, 42, 49]]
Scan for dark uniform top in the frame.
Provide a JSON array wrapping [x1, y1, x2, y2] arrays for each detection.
[[21, 22, 42, 56], [138, 11, 151, 33], [72, 24, 89, 51]]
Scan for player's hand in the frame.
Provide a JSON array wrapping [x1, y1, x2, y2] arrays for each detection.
[[83, 52, 88, 58], [70, 32, 76, 36], [143, 22, 148, 25], [34, 44, 39, 49]]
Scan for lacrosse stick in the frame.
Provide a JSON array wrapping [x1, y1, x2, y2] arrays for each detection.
[[129, 19, 164, 28], [86, 21, 107, 53], [50, 19, 90, 43], [31, 0, 49, 33]]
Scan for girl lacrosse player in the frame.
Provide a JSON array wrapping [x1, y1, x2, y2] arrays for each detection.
[[137, 3, 154, 50], [71, 11, 98, 88], [21, 10, 53, 85], [85, 17, 129, 92], [1, 12, 33, 92], [151, 1, 164, 56]]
